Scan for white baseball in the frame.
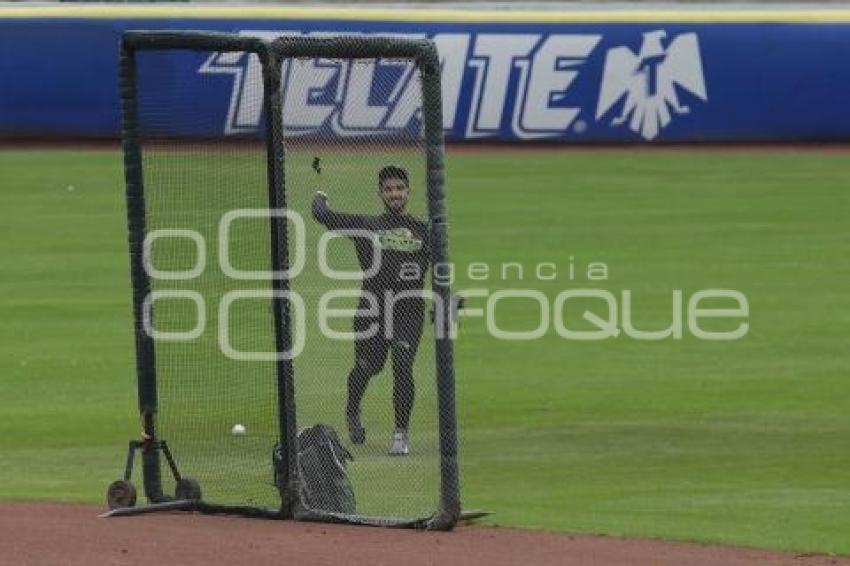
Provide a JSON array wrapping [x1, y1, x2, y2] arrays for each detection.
[[231, 424, 247, 436]]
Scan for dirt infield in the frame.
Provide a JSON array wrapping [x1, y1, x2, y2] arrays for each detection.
[[0, 503, 846, 566]]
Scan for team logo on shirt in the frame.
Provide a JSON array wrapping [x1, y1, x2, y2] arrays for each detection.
[[377, 228, 423, 252]]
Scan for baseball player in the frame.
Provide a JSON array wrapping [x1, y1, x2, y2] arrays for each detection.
[[312, 165, 429, 456]]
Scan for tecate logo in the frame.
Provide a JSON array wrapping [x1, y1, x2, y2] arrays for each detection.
[[200, 30, 707, 141], [596, 31, 708, 140]]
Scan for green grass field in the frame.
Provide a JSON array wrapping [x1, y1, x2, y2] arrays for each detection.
[[1, 148, 848, 553]]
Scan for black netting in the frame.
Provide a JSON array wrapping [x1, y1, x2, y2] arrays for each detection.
[[281, 56, 439, 520], [123, 34, 455, 525], [134, 48, 280, 509]]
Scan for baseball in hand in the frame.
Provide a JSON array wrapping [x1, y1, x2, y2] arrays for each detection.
[[231, 424, 247, 436]]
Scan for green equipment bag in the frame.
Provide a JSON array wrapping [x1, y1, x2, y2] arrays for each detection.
[[295, 424, 357, 514]]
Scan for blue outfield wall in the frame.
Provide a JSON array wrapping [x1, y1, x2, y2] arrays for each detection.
[[2, 9, 850, 142]]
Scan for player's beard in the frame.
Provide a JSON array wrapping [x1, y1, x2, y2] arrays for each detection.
[[384, 197, 407, 214]]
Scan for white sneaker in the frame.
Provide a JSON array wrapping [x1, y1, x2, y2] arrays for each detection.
[[389, 429, 409, 456]]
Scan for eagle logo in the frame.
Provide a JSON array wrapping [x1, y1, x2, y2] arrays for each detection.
[[595, 31, 708, 141]]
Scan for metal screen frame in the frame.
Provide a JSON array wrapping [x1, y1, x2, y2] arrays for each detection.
[[119, 30, 459, 530]]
